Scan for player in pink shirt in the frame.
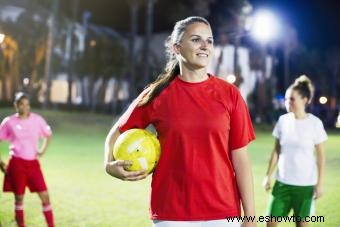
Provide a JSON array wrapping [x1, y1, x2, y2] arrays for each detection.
[[0, 92, 54, 227]]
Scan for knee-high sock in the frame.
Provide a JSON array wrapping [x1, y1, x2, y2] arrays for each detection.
[[15, 201, 25, 227], [42, 202, 54, 227]]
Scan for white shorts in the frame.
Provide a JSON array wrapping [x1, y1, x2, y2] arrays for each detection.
[[152, 219, 241, 227]]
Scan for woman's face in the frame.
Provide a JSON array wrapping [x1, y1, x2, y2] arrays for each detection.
[[15, 98, 30, 116], [285, 89, 308, 113], [175, 22, 214, 70]]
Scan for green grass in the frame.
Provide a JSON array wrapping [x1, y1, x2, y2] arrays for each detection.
[[0, 109, 339, 226]]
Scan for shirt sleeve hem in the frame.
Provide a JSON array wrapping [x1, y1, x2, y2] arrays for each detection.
[[230, 136, 256, 151]]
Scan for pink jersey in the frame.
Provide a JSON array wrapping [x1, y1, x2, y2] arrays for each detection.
[[0, 113, 52, 160]]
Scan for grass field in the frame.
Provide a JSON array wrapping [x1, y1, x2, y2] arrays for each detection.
[[0, 109, 339, 227]]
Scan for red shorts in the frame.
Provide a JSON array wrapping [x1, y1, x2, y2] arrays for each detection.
[[3, 156, 47, 195]]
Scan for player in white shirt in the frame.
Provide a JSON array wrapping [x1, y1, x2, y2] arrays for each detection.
[[263, 75, 327, 227]]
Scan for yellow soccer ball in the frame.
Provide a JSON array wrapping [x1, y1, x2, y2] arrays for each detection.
[[113, 129, 161, 174]]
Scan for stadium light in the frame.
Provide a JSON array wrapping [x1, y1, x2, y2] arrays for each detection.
[[250, 10, 281, 43], [319, 96, 328, 105], [23, 77, 30, 86], [226, 74, 236, 84]]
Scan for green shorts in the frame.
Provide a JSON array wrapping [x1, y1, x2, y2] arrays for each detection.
[[267, 181, 314, 219]]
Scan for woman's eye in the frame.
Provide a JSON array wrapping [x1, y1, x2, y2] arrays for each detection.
[[192, 38, 200, 42]]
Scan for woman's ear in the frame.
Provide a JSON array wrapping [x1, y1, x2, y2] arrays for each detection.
[[304, 97, 310, 105], [173, 43, 181, 55]]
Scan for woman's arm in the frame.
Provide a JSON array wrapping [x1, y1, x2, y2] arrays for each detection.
[[0, 145, 6, 173], [104, 122, 120, 165], [232, 146, 256, 227], [38, 135, 52, 157], [104, 122, 148, 181], [263, 139, 280, 191], [314, 142, 326, 199]]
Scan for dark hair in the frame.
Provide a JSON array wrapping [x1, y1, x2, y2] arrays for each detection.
[[289, 75, 314, 104], [138, 16, 210, 106], [14, 92, 29, 105]]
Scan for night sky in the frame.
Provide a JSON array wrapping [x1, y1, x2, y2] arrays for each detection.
[[74, 0, 340, 49], [249, 0, 340, 49]]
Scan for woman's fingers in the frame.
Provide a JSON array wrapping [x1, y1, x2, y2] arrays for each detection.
[[124, 172, 149, 181]]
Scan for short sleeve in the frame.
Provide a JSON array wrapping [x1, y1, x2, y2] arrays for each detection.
[[0, 117, 11, 141], [38, 115, 52, 137], [272, 118, 281, 139], [229, 90, 256, 150], [118, 89, 153, 133], [314, 119, 327, 145]]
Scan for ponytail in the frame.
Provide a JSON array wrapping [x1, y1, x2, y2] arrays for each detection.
[[138, 62, 179, 106], [138, 16, 210, 106], [291, 75, 314, 103]]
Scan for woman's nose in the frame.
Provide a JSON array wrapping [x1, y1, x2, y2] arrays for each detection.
[[200, 43, 208, 51]]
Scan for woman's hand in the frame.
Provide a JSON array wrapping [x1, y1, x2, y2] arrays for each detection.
[[38, 149, 46, 158], [105, 160, 148, 181], [262, 176, 271, 192], [0, 160, 6, 173], [314, 183, 323, 199], [242, 220, 257, 227]]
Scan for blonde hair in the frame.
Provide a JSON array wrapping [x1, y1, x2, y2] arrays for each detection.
[[289, 75, 314, 104]]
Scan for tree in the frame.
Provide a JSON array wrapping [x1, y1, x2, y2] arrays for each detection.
[[127, 0, 141, 100], [16, 13, 48, 100], [43, 0, 59, 108], [326, 49, 340, 110], [141, 0, 156, 88], [66, 0, 79, 106], [208, 0, 248, 35], [0, 0, 77, 104], [74, 26, 127, 111], [0, 34, 19, 100]]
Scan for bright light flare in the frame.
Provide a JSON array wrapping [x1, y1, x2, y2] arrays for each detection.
[[23, 77, 30, 86], [90, 40, 96, 47], [226, 74, 236, 84], [251, 10, 280, 43], [319, 96, 328, 105]]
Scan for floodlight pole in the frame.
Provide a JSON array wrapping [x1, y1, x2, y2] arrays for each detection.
[[67, 0, 79, 106], [127, 0, 141, 101]]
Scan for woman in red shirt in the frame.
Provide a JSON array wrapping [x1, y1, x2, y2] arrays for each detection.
[[104, 16, 256, 227]]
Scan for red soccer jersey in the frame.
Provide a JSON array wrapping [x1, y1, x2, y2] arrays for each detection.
[[118, 75, 255, 221]]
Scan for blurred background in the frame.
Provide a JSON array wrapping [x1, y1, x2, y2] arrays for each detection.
[[0, 0, 339, 128], [1, 1, 340, 226]]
